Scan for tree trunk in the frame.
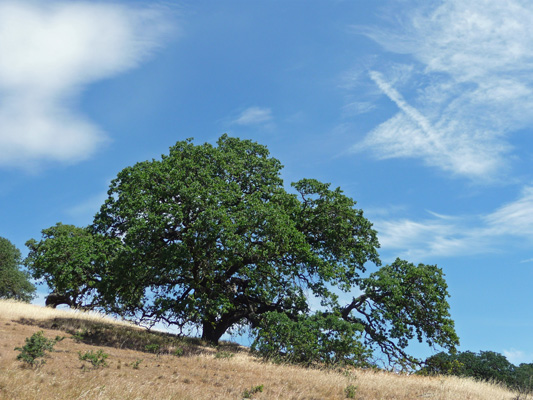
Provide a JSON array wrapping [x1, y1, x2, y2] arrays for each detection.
[[201, 320, 228, 345]]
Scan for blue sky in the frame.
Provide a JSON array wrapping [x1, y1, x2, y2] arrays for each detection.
[[1, 0, 533, 364]]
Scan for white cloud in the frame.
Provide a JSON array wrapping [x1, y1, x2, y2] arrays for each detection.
[[485, 186, 533, 237], [354, 71, 507, 177], [355, 0, 533, 180], [503, 348, 529, 365], [233, 107, 273, 126], [0, 1, 173, 168], [375, 214, 488, 260], [375, 186, 533, 260], [342, 101, 375, 117], [65, 191, 108, 225]]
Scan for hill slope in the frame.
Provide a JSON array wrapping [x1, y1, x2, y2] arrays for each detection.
[[0, 300, 518, 400]]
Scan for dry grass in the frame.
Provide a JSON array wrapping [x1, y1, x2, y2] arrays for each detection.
[[0, 300, 134, 326], [0, 300, 520, 400]]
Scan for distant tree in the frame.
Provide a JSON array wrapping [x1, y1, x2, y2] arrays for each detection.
[[24, 223, 106, 309], [85, 135, 458, 367], [420, 350, 519, 387], [460, 351, 515, 384], [418, 351, 463, 376], [0, 236, 35, 302], [515, 363, 533, 392]]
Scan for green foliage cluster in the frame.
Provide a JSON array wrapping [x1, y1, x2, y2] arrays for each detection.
[[252, 311, 371, 367], [242, 384, 264, 398], [172, 347, 184, 357], [144, 343, 161, 354], [0, 237, 35, 302], [14, 331, 61, 367], [71, 328, 89, 343], [25, 223, 105, 309], [78, 349, 109, 369], [344, 384, 358, 398], [214, 350, 234, 359], [420, 350, 533, 392], [24, 135, 459, 368]]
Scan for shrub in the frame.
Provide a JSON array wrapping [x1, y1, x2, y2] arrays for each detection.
[[78, 349, 109, 369], [214, 351, 234, 359], [172, 347, 184, 357], [344, 384, 357, 398], [242, 384, 264, 398], [14, 331, 59, 367], [71, 329, 89, 343], [144, 343, 161, 354]]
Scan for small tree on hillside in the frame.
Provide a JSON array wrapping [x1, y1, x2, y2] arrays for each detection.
[[25, 223, 106, 309], [0, 236, 35, 302]]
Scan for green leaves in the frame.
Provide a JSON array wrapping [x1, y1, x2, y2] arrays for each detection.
[[92, 135, 312, 340], [419, 350, 533, 392], [360, 259, 458, 351], [27, 135, 459, 368], [251, 311, 372, 367], [0, 236, 35, 302], [78, 349, 109, 369], [24, 223, 107, 309], [15, 331, 59, 367], [334, 259, 459, 368], [292, 178, 381, 291]]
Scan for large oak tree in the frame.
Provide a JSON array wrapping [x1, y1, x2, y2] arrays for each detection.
[[27, 135, 458, 367]]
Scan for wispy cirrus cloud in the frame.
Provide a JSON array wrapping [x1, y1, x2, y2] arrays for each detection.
[[0, 1, 174, 169], [354, 0, 533, 180], [65, 191, 108, 226], [503, 348, 533, 365], [484, 187, 533, 236], [375, 213, 487, 261], [233, 106, 273, 126], [375, 186, 533, 260], [342, 101, 376, 117]]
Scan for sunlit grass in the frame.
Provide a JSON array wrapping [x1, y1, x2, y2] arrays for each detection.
[[0, 299, 132, 326]]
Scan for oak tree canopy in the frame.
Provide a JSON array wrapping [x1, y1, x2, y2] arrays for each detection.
[[26, 135, 458, 367]]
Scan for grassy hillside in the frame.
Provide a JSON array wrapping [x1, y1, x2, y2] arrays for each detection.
[[0, 300, 518, 400]]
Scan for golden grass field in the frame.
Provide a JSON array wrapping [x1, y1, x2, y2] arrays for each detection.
[[0, 300, 520, 400]]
